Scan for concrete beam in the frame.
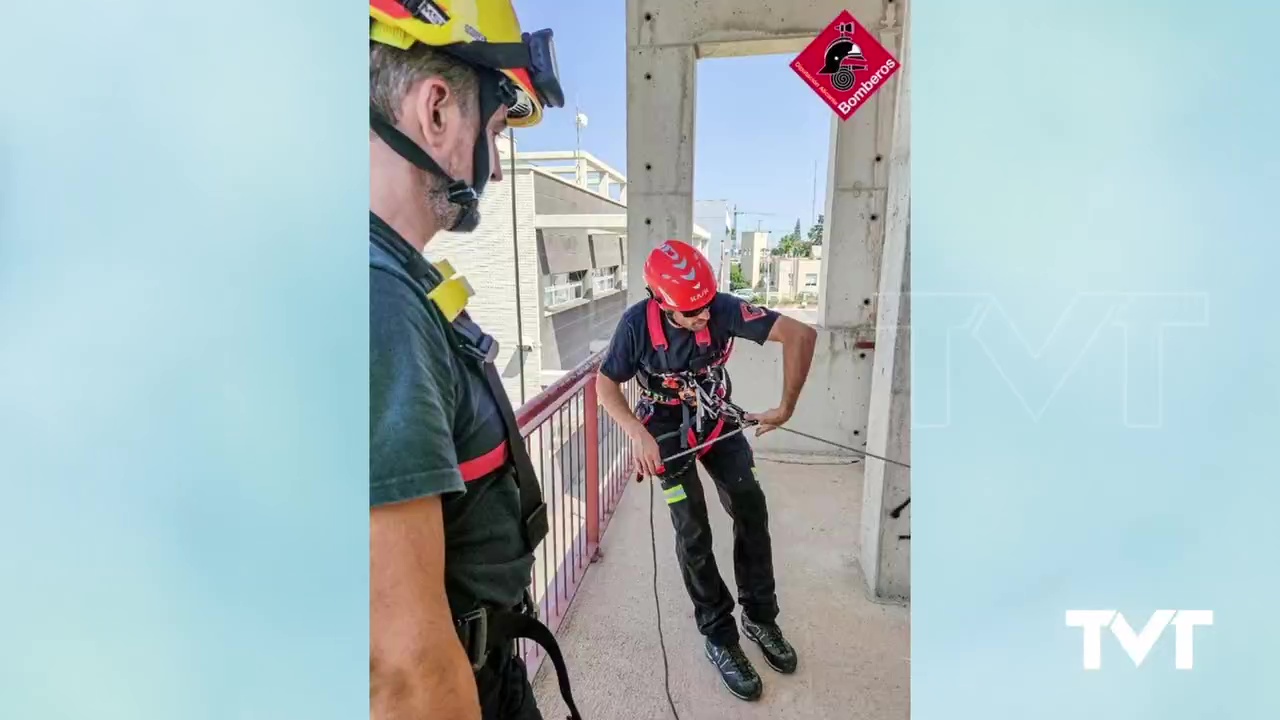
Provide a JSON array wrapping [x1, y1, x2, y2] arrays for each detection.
[[538, 214, 710, 241], [696, 37, 811, 59], [859, 8, 910, 603], [630, 0, 889, 50]]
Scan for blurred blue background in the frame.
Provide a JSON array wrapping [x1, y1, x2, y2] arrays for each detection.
[[2, 0, 1278, 717], [0, 2, 367, 717], [914, 0, 1280, 717]]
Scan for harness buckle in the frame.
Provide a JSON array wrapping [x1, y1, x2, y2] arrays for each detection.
[[473, 333, 500, 364], [524, 501, 549, 552], [455, 607, 490, 672], [520, 587, 539, 621]]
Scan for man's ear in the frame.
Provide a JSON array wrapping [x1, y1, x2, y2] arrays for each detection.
[[408, 76, 453, 157]]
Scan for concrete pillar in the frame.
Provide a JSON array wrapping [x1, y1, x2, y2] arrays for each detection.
[[859, 10, 910, 602], [625, 5, 696, 303]]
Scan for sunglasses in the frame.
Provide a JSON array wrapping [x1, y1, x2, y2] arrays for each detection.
[[675, 301, 713, 318]]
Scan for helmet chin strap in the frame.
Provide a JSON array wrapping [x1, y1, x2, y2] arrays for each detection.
[[369, 69, 507, 234]]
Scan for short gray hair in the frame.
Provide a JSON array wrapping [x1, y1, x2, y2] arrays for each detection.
[[370, 42, 477, 123]]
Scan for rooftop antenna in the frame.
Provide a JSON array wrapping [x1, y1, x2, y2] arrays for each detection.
[[574, 101, 589, 187]]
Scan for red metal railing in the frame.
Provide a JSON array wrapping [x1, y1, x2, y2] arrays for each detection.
[[513, 351, 639, 678]]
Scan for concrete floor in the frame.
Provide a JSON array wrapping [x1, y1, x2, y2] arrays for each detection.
[[532, 452, 910, 720]]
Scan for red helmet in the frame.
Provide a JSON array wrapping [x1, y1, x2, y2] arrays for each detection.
[[643, 239, 717, 312]]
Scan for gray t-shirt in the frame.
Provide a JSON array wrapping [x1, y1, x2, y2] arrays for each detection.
[[369, 215, 533, 615]]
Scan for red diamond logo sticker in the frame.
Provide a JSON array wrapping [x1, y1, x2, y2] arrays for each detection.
[[790, 10, 902, 121]]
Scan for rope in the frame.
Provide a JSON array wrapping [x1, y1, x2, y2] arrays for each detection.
[[649, 478, 682, 720]]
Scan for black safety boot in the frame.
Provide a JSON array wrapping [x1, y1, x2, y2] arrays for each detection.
[[704, 639, 762, 701], [742, 615, 798, 674]]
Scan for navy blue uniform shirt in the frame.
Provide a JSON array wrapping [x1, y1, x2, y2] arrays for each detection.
[[600, 292, 780, 383]]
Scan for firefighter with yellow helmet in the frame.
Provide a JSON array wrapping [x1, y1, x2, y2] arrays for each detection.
[[367, 2, 578, 719]]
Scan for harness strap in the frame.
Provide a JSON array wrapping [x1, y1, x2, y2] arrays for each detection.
[[458, 440, 509, 483], [645, 299, 712, 347], [697, 416, 726, 458], [645, 299, 668, 351], [456, 602, 584, 720], [694, 326, 711, 347]]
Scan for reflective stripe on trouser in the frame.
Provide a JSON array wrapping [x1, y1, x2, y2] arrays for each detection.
[[651, 414, 779, 647]]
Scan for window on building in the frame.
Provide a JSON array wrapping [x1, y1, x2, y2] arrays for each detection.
[[544, 270, 586, 308], [590, 266, 618, 294], [804, 272, 819, 288]]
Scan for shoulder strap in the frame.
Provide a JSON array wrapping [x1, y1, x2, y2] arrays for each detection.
[[644, 298, 723, 373], [645, 299, 668, 350]]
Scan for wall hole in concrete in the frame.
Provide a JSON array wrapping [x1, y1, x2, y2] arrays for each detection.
[[644, 72, 652, 80], [645, 218, 652, 225], [645, 163, 652, 170], [863, 298, 871, 305], [643, 12, 652, 21], [858, 352, 867, 359], [875, 154, 883, 162], [853, 430, 861, 436], [870, 214, 879, 221]]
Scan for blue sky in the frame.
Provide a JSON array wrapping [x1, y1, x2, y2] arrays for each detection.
[[518, 0, 833, 238]]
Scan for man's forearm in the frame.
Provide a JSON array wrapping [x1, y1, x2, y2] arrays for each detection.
[[596, 373, 645, 438], [371, 497, 482, 720], [778, 325, 817, 412], [371, 638, 480, 720]]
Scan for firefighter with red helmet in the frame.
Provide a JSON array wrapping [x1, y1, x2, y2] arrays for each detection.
[[596, 239, 818, 702]]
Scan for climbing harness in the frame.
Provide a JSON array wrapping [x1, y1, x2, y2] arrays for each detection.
[[630, 298, 740, 479], [635, 297, 912, 472], [370, 218, 582, 720]]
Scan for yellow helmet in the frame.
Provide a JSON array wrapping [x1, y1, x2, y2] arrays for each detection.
[[370, 0, 564, 128]]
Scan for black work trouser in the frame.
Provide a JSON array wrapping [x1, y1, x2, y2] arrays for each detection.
[[650, 411, 779, 647], [476, 643, 542, 720]]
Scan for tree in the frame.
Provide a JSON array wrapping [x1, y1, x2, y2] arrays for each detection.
[[729, 263, 747, 290], [772, 218, 806, 257], [808, 213, 824, 245]]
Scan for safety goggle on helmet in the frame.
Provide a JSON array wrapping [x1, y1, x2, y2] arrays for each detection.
[[370, 0, 565, 128]]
